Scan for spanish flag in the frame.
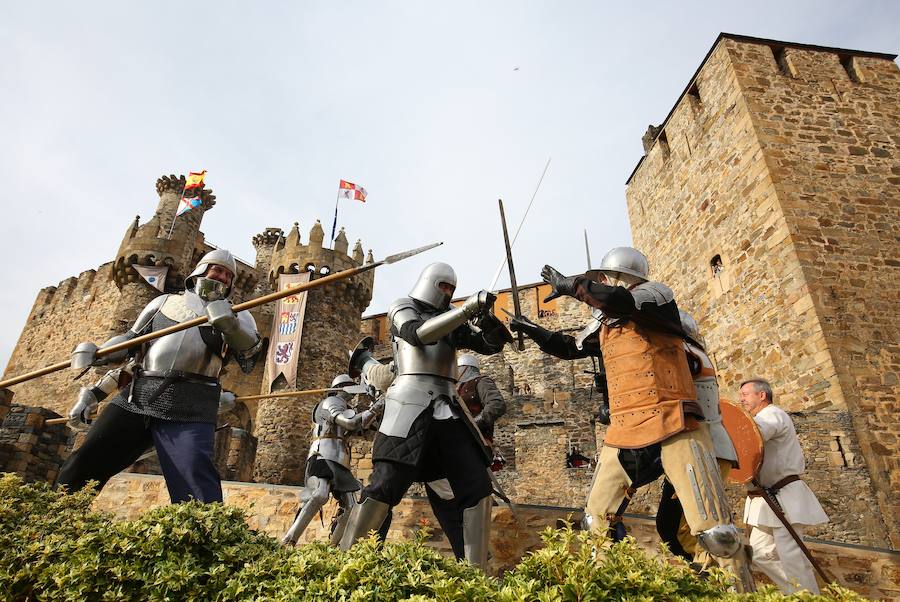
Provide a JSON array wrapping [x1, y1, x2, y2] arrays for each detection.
[[184, 170, 207, 190]]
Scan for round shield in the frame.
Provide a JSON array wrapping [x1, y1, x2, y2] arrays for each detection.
[[347, 336, 375, 378], [720, 399, 764, 484]]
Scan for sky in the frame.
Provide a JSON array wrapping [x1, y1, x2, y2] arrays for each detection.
[[1, 1, 898, 372]]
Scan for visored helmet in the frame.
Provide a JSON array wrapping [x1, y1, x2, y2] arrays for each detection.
[[598, 247, 649, 282], [457, 353, 480, 370], [409, 262, 457, 309], [185, 249, 238, 300], [331, 374, 356, 389]]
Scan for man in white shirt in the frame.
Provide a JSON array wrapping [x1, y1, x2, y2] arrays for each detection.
[[739, 379, 829, 594]]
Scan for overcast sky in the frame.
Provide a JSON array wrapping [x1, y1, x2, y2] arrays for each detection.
[[1, 2, 898, 372]]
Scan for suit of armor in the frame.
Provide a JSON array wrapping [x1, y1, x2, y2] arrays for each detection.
[[58, 249, 260, 504], [514, 248, 753, 592], [282, 378, 381, 546], [339, 262, 509, 570]]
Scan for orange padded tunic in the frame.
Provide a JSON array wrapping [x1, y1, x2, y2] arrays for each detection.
[[600, 321, 699, 449]]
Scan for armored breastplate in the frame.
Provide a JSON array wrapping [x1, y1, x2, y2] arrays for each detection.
[[309, 400, 351, 466], [142, 294, 224, 378], [392, 305, 456, 379]]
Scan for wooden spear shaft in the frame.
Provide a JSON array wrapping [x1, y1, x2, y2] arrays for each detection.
[[0, 242, 442, 390], [44, 387, 354, 425]]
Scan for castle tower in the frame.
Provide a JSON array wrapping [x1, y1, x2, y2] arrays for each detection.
[[251, 227, 284, 296], [625, 34, 899, 546], [253, 220, 374, 484]]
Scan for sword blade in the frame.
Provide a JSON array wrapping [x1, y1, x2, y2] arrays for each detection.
[[498, 199, 525, 351]]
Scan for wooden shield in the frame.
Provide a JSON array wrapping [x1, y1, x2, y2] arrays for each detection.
[[720, 399, 764, 484]]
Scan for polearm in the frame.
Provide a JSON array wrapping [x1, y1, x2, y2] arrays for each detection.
[[0, 242, 443, 390], [751, 477, 831, 583], [44, 385, 371, 426], [498, 199, 525, 351], [584, 229, 592, 270]]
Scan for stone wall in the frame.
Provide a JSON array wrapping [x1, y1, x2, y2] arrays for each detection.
[[91, 473, 900, 599], [624, 36, 897, 547], [1, 264, 123, 417], [727, 40, 900, 547], [0, 389, 72, 484]]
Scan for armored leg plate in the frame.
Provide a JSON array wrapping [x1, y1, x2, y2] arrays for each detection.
[[338, 497, 391, 551], [463, 495, 493, 570]]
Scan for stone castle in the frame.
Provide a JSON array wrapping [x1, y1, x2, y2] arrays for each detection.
[[1, 33, 898, 595]]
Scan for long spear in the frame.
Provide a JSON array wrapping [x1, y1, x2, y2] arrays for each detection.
[[0, 242, 442, 390], [44, 384, 371, 426]]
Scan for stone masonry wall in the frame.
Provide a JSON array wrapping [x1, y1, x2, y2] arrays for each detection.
[[726, 40, 900, 546], [624, 37, 893, 547], [2, 264, 124, 416], [0, 389, 72, 484]]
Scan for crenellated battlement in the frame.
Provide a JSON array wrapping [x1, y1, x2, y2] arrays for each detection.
[[28, 264, 115, 318], [266, 220, 374, 311]]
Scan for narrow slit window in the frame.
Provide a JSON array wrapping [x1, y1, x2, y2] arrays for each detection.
[[687, 82, 701, 104], [658, 130, 671, 161], [840, 55, 861, 83], [771, 46, 794, 77]]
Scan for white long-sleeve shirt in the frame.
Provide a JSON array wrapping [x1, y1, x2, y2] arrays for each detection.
[[743, 404, 829, 528]]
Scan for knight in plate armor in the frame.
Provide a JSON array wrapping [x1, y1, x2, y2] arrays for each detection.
[[57, 249, 261, 503], [656, 310, 740, 562], [338, 262, 511, 570], [514, 247, 753, 591], [281, 374, 382, 547]]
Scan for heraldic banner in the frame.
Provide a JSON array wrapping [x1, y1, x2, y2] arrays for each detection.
[[266, 272, 311, 391]]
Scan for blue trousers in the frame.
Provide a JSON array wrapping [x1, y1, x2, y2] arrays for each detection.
[[57, 402, 223, 503]]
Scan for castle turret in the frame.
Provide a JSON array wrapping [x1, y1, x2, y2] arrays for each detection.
[[253, 220, 374, 485], [251, 227, 284, 296]]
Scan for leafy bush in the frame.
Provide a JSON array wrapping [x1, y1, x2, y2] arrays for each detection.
[[0, 474, 865, 601]]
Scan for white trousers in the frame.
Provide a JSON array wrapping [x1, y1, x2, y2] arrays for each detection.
[[748, 524, 819, 594]]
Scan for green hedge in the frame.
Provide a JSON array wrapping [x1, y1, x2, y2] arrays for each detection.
[[0, 474, 864, 601]]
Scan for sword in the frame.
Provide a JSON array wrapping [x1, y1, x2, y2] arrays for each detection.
[[584, 229, 592, 270], [450, 395, 519, 521], [498, 199, 525, 352], [751, 478, 831, 583]]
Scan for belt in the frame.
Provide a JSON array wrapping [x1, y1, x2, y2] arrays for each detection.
[[748, 474, 801, 498], [135, 369, 218, 408], [138, 369, 218, 385]]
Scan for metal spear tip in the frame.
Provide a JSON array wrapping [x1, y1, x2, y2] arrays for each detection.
[[382, 241, 443, 265]]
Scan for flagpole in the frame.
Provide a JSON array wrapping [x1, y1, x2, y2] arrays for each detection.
[[166, 189, 185, 239], [330, 189, 341, 249]]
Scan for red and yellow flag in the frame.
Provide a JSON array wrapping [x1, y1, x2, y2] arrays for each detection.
[[185, 170, 207, 190]]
